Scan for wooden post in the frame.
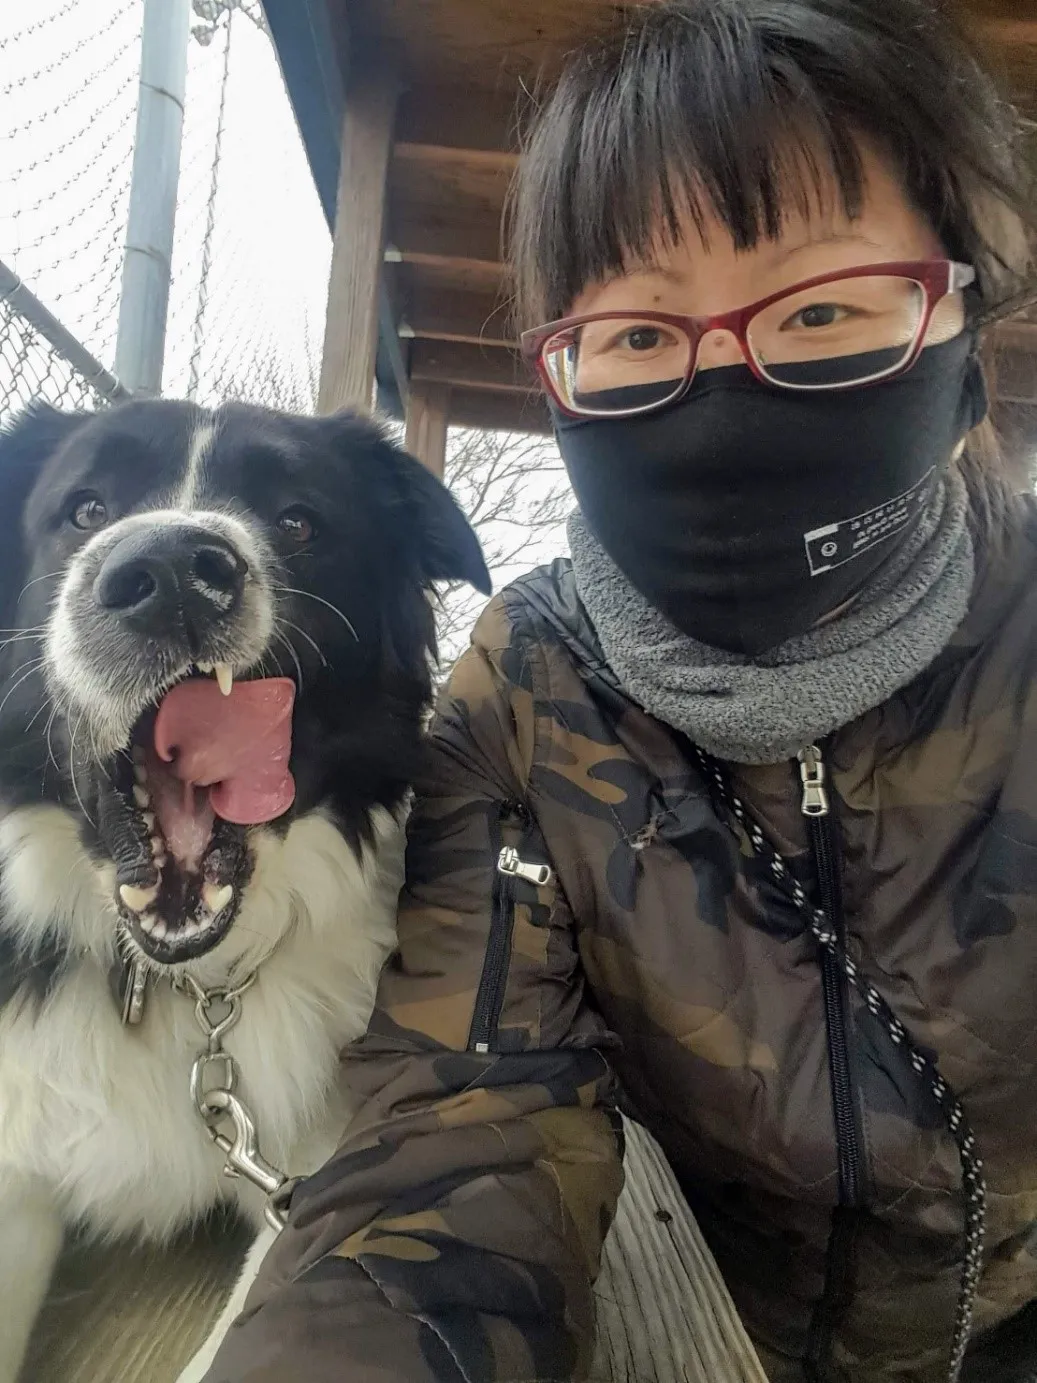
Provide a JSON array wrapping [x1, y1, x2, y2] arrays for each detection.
[[405, 379, 451, 478], [318, 61, 399, 415]]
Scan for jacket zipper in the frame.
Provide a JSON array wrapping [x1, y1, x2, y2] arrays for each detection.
[[468, 807, 554, 1055], [798, 744, 865, 1378]]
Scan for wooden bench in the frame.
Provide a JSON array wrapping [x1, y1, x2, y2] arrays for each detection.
[[23, 1118, 767, 1383]]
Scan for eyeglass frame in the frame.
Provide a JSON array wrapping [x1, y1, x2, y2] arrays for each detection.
[[519, 259, 977, 418]]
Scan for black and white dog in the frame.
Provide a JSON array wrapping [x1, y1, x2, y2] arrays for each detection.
[[0, 400, 489, 1383]]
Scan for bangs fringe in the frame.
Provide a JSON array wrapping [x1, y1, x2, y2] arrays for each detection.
[[510, 0, 1035, 328]]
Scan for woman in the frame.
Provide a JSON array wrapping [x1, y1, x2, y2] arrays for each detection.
[[211, 2, 1037, 1380]]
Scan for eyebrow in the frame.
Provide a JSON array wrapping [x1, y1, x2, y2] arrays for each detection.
[[611, 232, 887, 286], [767, 232, 887, 265]]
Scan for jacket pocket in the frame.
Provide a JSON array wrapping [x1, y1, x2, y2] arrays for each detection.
[[468, 802, 555, 1054]]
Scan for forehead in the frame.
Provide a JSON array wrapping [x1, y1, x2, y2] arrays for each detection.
[[610, 148, 936, 286], [31, 402, 360, 515]]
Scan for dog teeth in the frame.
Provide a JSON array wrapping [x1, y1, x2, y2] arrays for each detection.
[[120, 882, 160, 912], [196, 661, 213, 674], [140, 811, 156, 832], [149, 835, 164, 857], [138, 912, 159, 936], [149, 918, 168, 940], [213, 663, 233, 697], [132, 784, 150, 808], [201, 882, 234, 915], [133, 761, 148, 786]]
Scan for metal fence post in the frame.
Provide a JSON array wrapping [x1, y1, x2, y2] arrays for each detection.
[[114, 0, 191, 396]]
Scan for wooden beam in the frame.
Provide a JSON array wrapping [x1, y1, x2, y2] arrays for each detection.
[[404, 380, 451, 477], [447, 386, 552, 436], [411, 339, 534, 392], [992, 321, 1037, 355], [984, 19, 1037, 44], [401, 283, 516, 346], [395, 86, 519, 155], [319, 64, 399, 414], [394, 142, 519, 174], [389, 218, 503, 269], [387, 148, 509, 271], [989, 347, 1037, 405]]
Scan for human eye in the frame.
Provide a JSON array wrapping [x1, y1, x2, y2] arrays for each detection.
[[781, 300, 852, 331]]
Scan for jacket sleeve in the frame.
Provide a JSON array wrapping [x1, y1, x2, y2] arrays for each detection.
[[206, 597, 624, 1383]]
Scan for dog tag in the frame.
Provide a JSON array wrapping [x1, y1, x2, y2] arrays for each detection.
[[118, 956, 149, 1026]]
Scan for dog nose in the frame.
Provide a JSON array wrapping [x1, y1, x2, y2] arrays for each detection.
[[93, 525, 247, 635]]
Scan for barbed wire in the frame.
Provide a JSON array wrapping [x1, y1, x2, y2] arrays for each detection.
[[163, 1, 330, 407], [0, 0, 562, 663], [0, 0, 141, 365], [0, 0, 91, 51], [2, 0, 328, 415]]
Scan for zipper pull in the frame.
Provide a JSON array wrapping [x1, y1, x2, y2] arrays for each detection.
[[798, 745, 829, 818], [497, 846, 553, 887]]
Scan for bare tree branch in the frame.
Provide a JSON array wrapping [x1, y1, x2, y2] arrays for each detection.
[[432, 426, 571, 669]]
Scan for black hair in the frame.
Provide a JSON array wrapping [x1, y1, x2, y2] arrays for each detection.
[[509, 0, 1035, 330]]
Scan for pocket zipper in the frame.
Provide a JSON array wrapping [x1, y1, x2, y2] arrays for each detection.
[[468, 819, 553, 1055], [497, 846, 553, 888]]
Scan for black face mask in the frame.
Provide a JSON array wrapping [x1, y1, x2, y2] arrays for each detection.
[[553, 334, 987, 655]]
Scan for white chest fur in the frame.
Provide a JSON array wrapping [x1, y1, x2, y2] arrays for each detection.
[[0, 803, 401, 1241]]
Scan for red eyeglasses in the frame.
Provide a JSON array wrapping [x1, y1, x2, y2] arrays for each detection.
[[520, 259, 976, 418]]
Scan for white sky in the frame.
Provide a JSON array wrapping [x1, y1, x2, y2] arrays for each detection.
[[1, 0, 331, 405]]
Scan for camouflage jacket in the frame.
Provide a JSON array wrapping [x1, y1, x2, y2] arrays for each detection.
[[210, 498, 1037, 1383]]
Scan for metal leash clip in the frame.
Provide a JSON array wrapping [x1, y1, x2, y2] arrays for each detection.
[[179, 970, 297, 1231]]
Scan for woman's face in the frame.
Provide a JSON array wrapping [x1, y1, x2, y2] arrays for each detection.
[[566, 146, 965, 382]]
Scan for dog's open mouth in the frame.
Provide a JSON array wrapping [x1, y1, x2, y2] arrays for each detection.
[[107, 670, 296, 965]]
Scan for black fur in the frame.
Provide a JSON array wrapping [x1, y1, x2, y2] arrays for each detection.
[[0, 399, 490, 981]]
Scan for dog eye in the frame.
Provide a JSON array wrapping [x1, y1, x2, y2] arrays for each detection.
[[276, 508, 316, 544], [70, 495, 109, 531]]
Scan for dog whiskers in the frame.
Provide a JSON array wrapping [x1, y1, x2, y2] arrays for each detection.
[[0, 657, 46, 723], [44, 706, 61, 780], [272, 585, 358, 643], [68, 712, 96, 828], [272, 626, 306, 692], [23, 694, 53, 735], [276, 618, 327, 670], [13, 571, 63, 603]]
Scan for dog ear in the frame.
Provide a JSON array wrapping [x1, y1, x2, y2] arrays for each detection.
[[373, 438, 493, 595], [0, 402, 89, 497], [0, 404, 92, 619]]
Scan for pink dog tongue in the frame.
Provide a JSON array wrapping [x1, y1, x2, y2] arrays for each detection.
[[153, 677, 296, 828]]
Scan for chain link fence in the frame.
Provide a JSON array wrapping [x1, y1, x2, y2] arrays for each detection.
[[1, 0, 330, 426], [0, 261, 128, 424]]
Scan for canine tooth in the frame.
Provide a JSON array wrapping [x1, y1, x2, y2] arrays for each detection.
[[120, 882, 159, 912], [213, 663, 233, 697], [132, 785, 150, 808], [201, 882, 234, 915]]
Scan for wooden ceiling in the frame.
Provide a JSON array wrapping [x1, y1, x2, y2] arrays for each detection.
[[327, 0, 1037, 443]]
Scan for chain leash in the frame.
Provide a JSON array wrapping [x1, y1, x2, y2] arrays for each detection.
[[174, 970, 299, 1231]]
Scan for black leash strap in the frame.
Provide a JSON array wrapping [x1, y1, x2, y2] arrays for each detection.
[[693, 746, 986, 1383]]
